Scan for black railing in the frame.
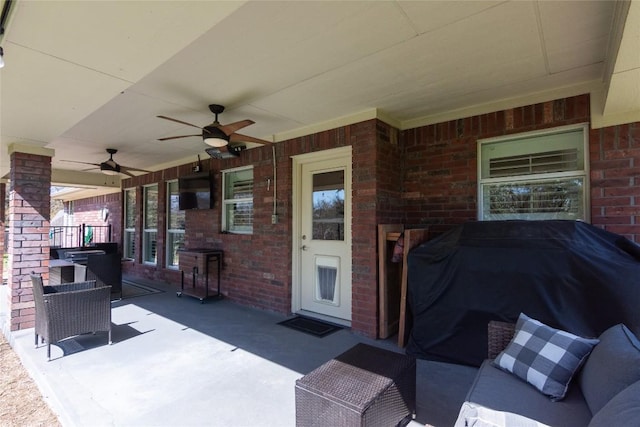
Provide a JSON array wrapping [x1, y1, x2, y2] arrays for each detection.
[[49, 224, 112, 248]]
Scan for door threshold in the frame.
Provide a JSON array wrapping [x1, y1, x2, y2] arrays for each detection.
[[296, 310, 351, 328]]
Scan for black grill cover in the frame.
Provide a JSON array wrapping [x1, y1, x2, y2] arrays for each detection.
[[406, 220, 640, 367]]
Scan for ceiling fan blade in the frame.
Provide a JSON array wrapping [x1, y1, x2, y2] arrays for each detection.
[[158, 134, 202, 141], [157, 115, 203, 130], [120, 165, 151, 174], [60, 160, 101, 167], [230, 133, 271, 145], [219, 119, 254, 136]]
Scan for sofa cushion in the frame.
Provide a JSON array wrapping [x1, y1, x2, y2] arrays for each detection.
[[588, 381, 640, 427], [579, 324, 640, 414], [493, 313, 599, 400], [466, 360, 592, 427], [416, 360, 479, 427], [454, 402, 551, 427]]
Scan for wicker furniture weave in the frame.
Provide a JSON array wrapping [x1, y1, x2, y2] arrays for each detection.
[[295, 343, 416, 427], [487, 320, 516, 359], [31, 274, 112, 360]]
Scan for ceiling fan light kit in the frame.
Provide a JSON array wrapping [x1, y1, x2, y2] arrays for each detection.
[[204, 137, 229, 147], [100, 151, 120, 175], [203, 126, 230, 147]]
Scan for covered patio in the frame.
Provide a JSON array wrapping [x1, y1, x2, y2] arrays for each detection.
[[1, 2, 640, 424], [2, 0, 640, 341], [1, 277, 415, 426]]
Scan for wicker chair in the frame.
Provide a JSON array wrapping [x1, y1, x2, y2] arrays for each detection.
[[31, 274, 112, 360], [487, 320, 516, 359]]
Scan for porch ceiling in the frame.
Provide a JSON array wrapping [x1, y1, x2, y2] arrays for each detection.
[[0, 1, 638, 194]]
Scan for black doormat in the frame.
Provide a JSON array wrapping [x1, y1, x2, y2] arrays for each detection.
[[121, 280, 163, 299], [279, 316, 342, 337]]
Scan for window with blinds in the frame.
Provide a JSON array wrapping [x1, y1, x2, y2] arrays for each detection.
[[478, 125, 588, 221], [166, 180, 185, 269], [222, 166, 254, 233], [143, 184, 158, 265], [123, 188, 136, 260]]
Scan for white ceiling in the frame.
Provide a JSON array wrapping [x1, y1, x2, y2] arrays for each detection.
[[1, 1, 639, 194]]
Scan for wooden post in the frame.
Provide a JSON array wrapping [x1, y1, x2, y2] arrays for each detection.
[[377, 224, 403, 339], [397, 228, 429, 347]]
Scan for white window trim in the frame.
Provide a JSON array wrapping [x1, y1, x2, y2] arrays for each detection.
[[143, 184, 158, 265], [222, 165, 254, 234], [477, 123, 590, 222], [123, 188, 136, 260], [165, 180, 184, 270]]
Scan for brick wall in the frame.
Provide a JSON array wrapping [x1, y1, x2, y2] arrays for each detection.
[[72, 193, 122, 246], [399, 94, 640, 243], [120, 122, 384, 337], [375, 121, 404, 225], [590, 124, 640, 241], [86, 93, 640, 339], [122, 166, 186, 283], [401, 95, 589, 233], [8, 152, 51, 331]]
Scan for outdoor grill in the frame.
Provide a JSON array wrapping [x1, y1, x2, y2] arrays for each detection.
[[64, 249, 105, 265]]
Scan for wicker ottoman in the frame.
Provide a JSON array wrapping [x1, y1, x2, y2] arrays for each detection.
[[295, 343, 416, 427]]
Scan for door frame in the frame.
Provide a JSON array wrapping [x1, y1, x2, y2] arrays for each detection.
[[291, 146, 352, 323]]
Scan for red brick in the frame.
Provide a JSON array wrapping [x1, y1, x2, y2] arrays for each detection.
[[68, 95, 640, 340]]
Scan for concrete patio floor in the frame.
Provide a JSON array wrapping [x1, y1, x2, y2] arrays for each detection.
[[1, 278, 420, 427]]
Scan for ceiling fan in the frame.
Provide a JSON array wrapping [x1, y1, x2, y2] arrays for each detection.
[[60, 148, 150, 177], [157, 104, 271, 149]]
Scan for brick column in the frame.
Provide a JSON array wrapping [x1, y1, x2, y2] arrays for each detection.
[[8, 146, 53, 331]]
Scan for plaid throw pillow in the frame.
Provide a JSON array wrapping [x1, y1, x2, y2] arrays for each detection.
[[493, 313, 599, 400]]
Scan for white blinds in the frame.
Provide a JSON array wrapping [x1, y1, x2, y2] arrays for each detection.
[[489, 148, 579, 178]]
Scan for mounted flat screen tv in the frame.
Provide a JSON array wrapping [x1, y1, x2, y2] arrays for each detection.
[[178, 172, 213, 210]]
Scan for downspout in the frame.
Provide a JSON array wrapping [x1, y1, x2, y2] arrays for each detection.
[[271, 141, 278, 224]]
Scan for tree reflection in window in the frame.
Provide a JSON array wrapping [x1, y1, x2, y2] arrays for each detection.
[[312, 170, 344, 241], [487, 178, 583, 219]]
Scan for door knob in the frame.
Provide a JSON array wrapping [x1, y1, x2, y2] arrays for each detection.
[[301, 245, 308, 251]]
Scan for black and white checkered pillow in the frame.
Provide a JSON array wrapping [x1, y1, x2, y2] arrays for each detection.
[[493, 313, 599, 400]]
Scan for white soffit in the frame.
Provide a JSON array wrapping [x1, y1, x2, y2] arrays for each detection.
[[594, 0, 640, 128], [7, 1, 244, 82]]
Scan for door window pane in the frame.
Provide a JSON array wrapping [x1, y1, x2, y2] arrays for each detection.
[[312, 170, 344, 241]]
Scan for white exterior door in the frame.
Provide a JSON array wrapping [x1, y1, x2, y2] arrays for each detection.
[[292, 147, 352, 324]]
